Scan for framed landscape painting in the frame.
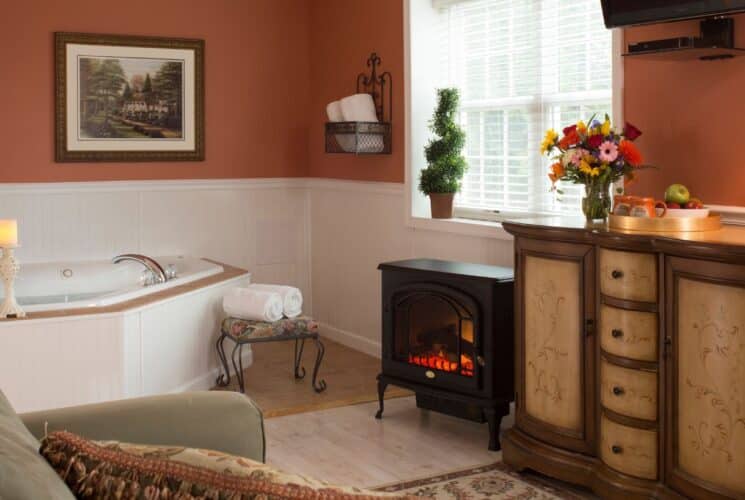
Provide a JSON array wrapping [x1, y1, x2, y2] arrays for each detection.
[[55, 32, 204, 162]]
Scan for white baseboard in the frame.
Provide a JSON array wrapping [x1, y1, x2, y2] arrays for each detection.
[[169, 348, 254, 393], [319, 322, 381, 359]]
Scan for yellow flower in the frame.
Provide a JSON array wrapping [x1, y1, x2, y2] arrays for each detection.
[[590, 167, 601, 177], [601, 119, 611, 136], [579, 159, 593, 175], [577, 120, 587, 134], [539, 129, 558, 154]]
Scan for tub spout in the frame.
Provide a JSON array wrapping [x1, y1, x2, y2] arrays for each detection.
[[112, 254, 167, 284]]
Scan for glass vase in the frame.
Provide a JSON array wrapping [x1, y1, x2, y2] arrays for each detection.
[[582, 181, 612, 223]]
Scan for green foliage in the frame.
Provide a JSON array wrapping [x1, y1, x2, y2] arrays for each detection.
[[143, 73, 153, 93], [121, 82, 133, 101], [418, 88, 468, 195]]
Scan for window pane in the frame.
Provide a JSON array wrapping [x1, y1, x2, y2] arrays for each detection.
[[440, 0, 612, 215]]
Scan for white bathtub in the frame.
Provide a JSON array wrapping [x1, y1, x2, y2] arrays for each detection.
[[0, 256, 251, 413], [5, 256, 223, 312]]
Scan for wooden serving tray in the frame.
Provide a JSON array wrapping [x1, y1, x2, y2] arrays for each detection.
[[609, 213, 722, 232]]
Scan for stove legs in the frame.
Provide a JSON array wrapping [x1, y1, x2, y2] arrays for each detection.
[[375, 376, 388, 419], [484, 407, 502, 451]]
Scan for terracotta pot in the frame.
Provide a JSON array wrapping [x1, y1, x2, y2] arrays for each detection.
[[429, 193, 455, 219]]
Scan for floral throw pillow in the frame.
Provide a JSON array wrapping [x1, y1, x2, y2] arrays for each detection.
[[40, 431, 418, 499]]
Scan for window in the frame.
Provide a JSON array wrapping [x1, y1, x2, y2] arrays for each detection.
[[433, 0, 614, 216]]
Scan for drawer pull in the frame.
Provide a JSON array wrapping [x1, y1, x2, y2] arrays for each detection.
[[611, 269, 624, 279], [425, 370, 436, 379], [611, 328, 624, 338], [476, 355, 486, 367], [611, 445, 623, 454], [612, 386, 625, 396]]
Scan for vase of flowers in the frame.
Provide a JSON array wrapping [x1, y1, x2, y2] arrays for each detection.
[[541, 115, 646, 223]]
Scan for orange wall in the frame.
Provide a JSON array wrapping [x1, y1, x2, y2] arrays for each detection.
[[0, 0, 310, 182], [624, 16, 745, 206], [6, 0, 744, 205], [307, 0, 404, 182]]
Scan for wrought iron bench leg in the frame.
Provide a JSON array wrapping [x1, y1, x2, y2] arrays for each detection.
[[294, 338, 306, 379], [311, 337, 327, 393], [375, 375, 388, 419], [215, 334, 231, 387], [230, 342, 246, 394]]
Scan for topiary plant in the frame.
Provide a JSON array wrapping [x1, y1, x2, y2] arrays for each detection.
[[418, 88, 467, 195]]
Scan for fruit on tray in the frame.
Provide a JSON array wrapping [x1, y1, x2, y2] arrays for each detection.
[[667, 202, 681, 209], [664, 184, 691, 205], [685, 197, 704, 209]]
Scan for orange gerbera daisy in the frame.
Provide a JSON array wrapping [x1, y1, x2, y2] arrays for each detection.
[[548, 162, 565, 185], [618, 140, 642, 166], [558, 129, 579, 150]]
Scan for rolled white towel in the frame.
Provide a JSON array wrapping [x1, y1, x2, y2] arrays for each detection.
[[339, 94, 384, 153], [248, 283, 303, 318], [326, 100, 357, 153], [326, 100, 344, 122], [223, 288, 284, 322], [340, 93, 379, 122]]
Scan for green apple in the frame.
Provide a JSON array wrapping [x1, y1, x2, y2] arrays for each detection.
[[664, 184, 690, 205]]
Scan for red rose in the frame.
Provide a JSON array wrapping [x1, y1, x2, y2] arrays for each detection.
[[562, 124, 577, 136], [586, 134, 603, 149], [623, 122, 642, 141]]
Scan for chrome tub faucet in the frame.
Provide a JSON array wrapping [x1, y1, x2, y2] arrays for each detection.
[[112, 254, 168, 285]]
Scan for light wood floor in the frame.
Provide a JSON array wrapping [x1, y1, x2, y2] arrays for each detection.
[[214, 337, 410, 417], [265, 396, 512, 488]]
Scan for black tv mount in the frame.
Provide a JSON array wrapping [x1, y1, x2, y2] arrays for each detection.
[[626, 17, 745, 60]]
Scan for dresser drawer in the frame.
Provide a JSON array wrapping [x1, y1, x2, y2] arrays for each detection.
[[600, 359, 657, 421], [600, 305, 658, 362], [600, 415, 658, 480], [599, 249, 657, 303]]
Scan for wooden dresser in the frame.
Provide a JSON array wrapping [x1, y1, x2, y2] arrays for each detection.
[[502, 218, 745, 500]]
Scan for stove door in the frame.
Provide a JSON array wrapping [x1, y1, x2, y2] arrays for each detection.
[[383, 283, 483, 396]]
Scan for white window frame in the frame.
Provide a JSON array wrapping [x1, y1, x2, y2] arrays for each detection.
[[404, 0, 624, 237]]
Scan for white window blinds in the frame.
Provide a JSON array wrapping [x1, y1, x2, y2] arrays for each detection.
[[436, 0, 613, 215]]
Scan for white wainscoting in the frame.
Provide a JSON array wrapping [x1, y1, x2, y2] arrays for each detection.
[[0, 178, 312, 312], [306, 178, 514, 358]]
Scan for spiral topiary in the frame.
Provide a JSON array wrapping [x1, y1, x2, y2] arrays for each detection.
[[418, 88, 468, 195]]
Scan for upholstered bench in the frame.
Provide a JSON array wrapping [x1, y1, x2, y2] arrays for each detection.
[[215, 316, 327, 394]]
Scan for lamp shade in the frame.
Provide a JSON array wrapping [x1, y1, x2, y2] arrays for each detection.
[[0, 220, 18, 247]]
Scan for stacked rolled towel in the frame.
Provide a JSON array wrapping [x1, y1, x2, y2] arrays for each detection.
[[326, 100, 356, 152], [339, 93, 379, 122], [326, 93, 384, 153], [247, 284, 303, 318], [222, 288, 284, 322]]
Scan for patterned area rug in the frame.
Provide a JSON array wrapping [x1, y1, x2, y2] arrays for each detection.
[[375, 462, 594, 499]]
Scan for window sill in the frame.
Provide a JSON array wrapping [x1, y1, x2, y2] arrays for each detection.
[[406, 215, 514, 240]]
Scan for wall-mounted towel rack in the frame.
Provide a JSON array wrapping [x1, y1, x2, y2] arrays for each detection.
[[325, 52, 392, 155]]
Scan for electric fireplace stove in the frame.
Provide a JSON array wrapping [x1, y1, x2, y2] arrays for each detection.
[[375, 259, 514, 451]]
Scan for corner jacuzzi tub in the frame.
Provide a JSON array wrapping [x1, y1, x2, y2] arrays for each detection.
[[0, 255, 251, 413], [5, 256, 223, 312]]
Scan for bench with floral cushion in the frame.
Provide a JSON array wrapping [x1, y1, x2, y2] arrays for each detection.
[[215, 316, 327, 393]]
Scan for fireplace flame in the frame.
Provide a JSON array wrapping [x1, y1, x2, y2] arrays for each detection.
[[408, 353, 474, 377]]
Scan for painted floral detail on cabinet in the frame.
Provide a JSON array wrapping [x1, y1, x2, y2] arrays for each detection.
[[528, 280, 569, 403], [523, 256, 582, 432], [685, 303, 745, 462], [678, 278, 745, 492]]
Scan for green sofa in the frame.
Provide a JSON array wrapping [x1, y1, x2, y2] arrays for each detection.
[[1, 389, 265, 499]]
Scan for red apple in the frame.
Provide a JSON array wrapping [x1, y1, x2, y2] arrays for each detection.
[[667, 202, 681, 209], [684, 199, 703, 209]]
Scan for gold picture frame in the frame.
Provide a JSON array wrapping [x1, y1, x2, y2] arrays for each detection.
[[55, 32, 204, 162]]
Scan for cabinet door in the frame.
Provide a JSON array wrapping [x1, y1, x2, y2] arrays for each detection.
[[515, 237, 595, 454], [666, 257, 745, 499]]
